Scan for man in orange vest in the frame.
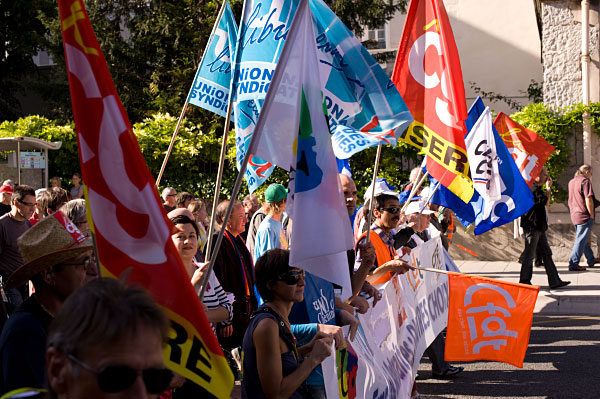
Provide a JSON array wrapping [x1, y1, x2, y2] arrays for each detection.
[[354, 180, 410, 285]]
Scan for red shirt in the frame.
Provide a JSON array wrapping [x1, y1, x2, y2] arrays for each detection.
[[568, 175, 595, 225]]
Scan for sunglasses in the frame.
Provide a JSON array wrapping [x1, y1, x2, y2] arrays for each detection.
[[67, 354, 173, 394], [18, 199, 36, 207], [277, 269, 305, 285], [379, 207, 401, 214]]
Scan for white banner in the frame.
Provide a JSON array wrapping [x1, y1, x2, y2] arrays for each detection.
[[324, 236, 450, 399]]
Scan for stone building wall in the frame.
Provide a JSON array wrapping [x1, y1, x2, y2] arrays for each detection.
[[542, 0, 600, 108]]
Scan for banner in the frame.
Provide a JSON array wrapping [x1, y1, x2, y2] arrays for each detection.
[[428, 97, 534, 235], [392, 0, 473, 203], [465, 106, 501, 218], [445, 273, 539, 368], [324, 237, 449, 399], [250, 0, 353, 294], [186, 0, 238, 117], [232, 0, 413, 192], [493, 112, 555, 187], [58, 1, 233, 396]]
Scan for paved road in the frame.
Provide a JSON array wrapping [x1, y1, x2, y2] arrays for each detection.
[[417, 315, 600, 399]]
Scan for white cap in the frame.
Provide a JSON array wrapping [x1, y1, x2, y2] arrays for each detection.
[[363, 179, 399, 201], [404, 201, 435, 215]]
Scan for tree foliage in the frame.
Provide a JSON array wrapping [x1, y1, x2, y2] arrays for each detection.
[[5, 0, 408, 125]]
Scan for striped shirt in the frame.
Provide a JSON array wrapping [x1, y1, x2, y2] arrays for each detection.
[[194, 262, 233, 333]]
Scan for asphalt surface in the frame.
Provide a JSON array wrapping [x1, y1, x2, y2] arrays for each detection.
[[418, 315, 600, 399]]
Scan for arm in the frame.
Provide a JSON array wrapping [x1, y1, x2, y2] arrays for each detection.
[[351, 240, 375, 296], [75, 186, 84, 199], [366, 258, 410, 285], [586, 196, 595, 220], [254, 318, 331, 399]]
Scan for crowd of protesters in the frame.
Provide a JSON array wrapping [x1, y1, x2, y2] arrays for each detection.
[[1, 165, 590, 398]]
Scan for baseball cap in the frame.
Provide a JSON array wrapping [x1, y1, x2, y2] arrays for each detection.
[[265, 184, 288, 203], [404, 201, 435, 215], [0, 184, 13, 194], [363, 178, 398, 201]]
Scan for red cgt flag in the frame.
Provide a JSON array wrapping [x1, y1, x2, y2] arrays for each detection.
[[494, 112, 555, 187], [392, 0, 473, 203], [445, 272, 539, 368], [57, 0, 233, 395]]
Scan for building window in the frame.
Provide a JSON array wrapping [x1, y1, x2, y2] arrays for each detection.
[[366, 26, 386, 49]]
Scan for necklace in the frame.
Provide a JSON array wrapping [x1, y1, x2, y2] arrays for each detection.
[[265, 303, 290, 331]]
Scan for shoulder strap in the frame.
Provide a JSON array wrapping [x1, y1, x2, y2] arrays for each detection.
[[252, 306, 299, 359]]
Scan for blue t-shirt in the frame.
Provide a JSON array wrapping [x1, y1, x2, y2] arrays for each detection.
[[253, 217, 288, 261], [289, 273, 336, 386]]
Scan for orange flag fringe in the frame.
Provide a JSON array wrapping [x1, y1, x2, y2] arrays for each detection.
[[445, 272, 539, 368], [57, 0, 233, 395]]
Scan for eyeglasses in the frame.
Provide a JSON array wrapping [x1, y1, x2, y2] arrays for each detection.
[[67, 354, 173, 394], [59, 256, 96, 269], [277, 269, 305, 285], [18, 199, 36, 207], [167, 193, 177, 197], [379, 207, 401, 214]]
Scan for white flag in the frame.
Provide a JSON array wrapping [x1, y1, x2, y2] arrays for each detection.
[[465, 106, 502, 219], [250, 0, 353, 295]]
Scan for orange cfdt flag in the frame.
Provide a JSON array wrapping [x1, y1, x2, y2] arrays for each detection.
[[392, 0, 473, 203], [493, 112, 555, 188], [445, 272, 539, 368], [57, 0, 234, 396]]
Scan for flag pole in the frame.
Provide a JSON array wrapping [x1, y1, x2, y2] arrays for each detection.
[[198, 0, 308, 299], [401, 169, 429, 213], [198, 126, 257, 301], [205, 100, 234, 261], [156, 103, 189, 187], [365, 145, 383, 242]]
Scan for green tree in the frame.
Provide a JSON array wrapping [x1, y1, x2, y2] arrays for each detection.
[[0, 0, 56, 120]]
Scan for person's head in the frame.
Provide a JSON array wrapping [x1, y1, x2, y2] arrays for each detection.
[[161, 187, 177, 207], [255, 249, 305, 303], [243, 194, 260, 218], [46, 278, 171, 399], [175, 192, 194, 209], [372, 194, 401, 233], [339, 174, 357, 216], [216, 199, 246, 236], [40, 187, 69, 216], [576, 164, 592, 179], [59, 199, 97, 282], [169, 209, 199, 266], [7, 211, 93, 300], [536, 166, 549, 185], [0, 184, 13, 205], [404, 201, 434, 232], [72, 172, 82, 186], [11, 184, 36, 221], [51, 176, 62, 188], [188, 199, 207, 224], [2, 179, 14, 188]]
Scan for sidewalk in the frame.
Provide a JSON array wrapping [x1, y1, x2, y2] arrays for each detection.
[[454, 260, 600, 316]]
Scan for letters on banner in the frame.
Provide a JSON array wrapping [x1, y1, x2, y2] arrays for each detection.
[[445, 273, 539, 368], [323, 237, 449, 399]]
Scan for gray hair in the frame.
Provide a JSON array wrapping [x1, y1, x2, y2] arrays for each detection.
[[59, 199, 87, 227], [161, 187, 175, 200], [576, 164, 592, 176]]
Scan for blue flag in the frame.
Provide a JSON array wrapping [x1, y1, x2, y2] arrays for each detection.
[[231, 0, 412, 192], [429, 97, 533, 235], [186, 1, 237, 117]]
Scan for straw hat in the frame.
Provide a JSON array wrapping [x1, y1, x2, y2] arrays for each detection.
[[6, 211, 93, 289]]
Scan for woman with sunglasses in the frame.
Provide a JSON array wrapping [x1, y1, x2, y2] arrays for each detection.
[[242, 249, 333, 399]]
